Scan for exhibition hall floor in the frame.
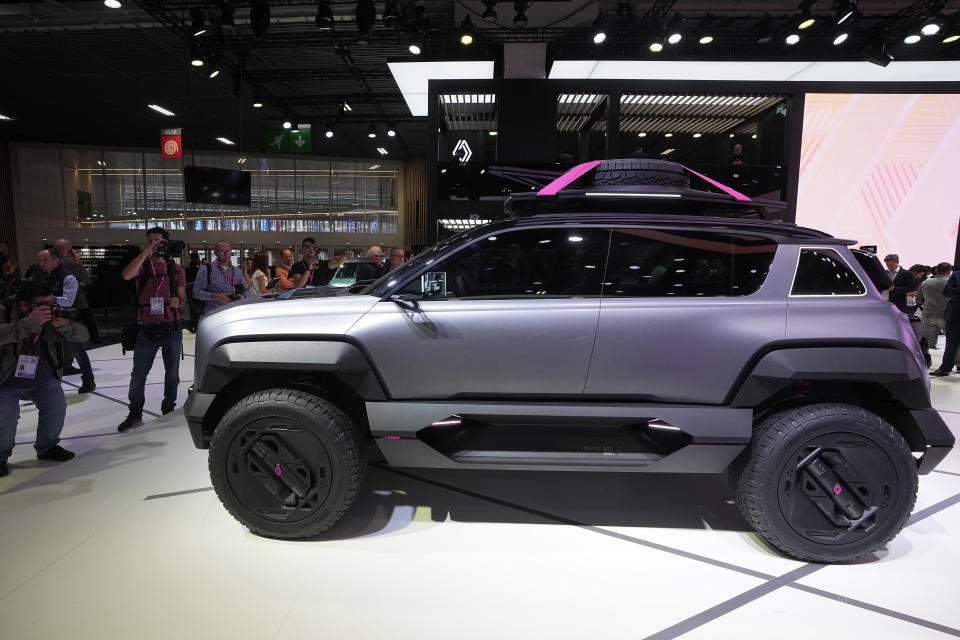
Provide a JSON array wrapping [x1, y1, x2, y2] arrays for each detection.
[[2, 335, 960, 639]]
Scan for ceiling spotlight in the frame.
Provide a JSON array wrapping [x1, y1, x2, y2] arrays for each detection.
[[356, 0, 375, 44], [460, 15, 475, 45], [383, 0, 401, 28], [692, 133, 701, 138], [190, 42, 205, 66], [191, 7, 207, 37], [334, 43, 350, 58], [664, 132, 673, 137], [409, 39, 422, 55], [903, 33, 921, 44], [208, 62, 222, 79], [252, 95, 264, 108], [796, 0, 816, 29], [755, 14, 774, 44], [482, 0, 497, 23], [864, 41, 893, 67], [921, 15, 943, 36], [220, 1, 235, 29], [0, 113, 14, 121], [637, 132, 647, 137], [216, 137, 235, 145], [835, 0, 856, 25], [386, 122, 397, 137], [514, 0, 528, 27], [489, 130, 498, 136], [367, 123, 378, 138], [377, 147, 388, 156], [666, 14, 683, 44], [833, 30, 849, 45], [593, 12, 607, 44], [943, 15, 960, 43], [785, 32, 800, 45], [250, 0, 270, 38], [103, 0, 122, 8], [649, 38, 664, 53], [324, 123, 334, 138], [697, 14, 715, 44], [147, 104, 176, 116], [316, 1, 334, 30], [283, 121, 292, 129], [339, 100, 352, 113]]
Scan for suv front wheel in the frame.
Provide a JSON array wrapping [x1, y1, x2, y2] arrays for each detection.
[[209, 388, 366, 539], [730, 403, 918, 563]]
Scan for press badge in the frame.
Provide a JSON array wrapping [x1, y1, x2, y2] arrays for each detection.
[[15, 355, 39, 379], [150, 296, 164, 314]]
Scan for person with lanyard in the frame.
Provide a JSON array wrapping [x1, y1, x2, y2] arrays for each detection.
[[192, 240, 249, 313], [36, 248, 96, 394], [289, 237, 331, 288], [0, 281, 89, 477], [117, 227, 187, 433]]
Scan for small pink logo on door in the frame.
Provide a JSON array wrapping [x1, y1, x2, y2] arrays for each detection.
[[833, 484, 842, 495], [274, 464, 283, 476]]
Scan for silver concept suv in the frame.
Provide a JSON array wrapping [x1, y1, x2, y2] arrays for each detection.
[[184, 159, 954, 563]]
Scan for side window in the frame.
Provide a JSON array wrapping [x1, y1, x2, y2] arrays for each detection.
[[400, 228, 609, 298], [604, 229, 776, 297], [792, 248, 866, 296]]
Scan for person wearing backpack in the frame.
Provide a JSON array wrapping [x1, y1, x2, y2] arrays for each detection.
[[116, 227, 186, 432]]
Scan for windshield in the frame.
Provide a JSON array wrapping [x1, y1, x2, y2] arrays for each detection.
[[328, 262, 361, 287], [362, 224, 501, 297]]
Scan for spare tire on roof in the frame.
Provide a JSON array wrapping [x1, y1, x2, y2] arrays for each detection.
[[590, 158, 690, 189]]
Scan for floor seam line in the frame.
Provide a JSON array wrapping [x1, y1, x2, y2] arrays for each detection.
[[60, 380, 161, 418], [787, 582, 960, 637], [375, 464, 777, 581], [0, 531, 97, 603]]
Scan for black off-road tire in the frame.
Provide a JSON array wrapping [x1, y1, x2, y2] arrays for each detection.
[[209, 388, 366, 539], [591, 159, 690, 188], [729, 403, 917, 563]]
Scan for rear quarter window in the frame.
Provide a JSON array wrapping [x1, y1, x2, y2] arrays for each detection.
[[791, 248, 866, 296]]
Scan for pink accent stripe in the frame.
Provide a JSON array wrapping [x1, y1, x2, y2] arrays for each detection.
[[676, 163, 751, 201], [538, 160, 604, 196]]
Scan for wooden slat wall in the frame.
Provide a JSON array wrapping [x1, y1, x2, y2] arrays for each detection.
[[0, 141, 17, 266], [402, 153, 428, 252]]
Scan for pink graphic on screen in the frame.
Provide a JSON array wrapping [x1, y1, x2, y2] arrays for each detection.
[[796, 94, 960, 267]]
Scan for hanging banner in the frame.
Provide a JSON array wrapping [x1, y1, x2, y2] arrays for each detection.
[[161, 127, 182, 158]]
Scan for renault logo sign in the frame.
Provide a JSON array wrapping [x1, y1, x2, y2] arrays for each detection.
[[453, 139, 472, 163]]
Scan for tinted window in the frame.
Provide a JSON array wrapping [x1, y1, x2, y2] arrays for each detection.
[[792, 248, 866, 296], [850, 249, 891, 292], [603, 229, 776, 297], [399, 228, 609, 298]]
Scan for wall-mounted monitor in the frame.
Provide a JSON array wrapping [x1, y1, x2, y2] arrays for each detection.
[[183, 165, 251, 206]]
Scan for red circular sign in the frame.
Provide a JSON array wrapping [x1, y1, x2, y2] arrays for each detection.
[[163, 139, 180, 155]]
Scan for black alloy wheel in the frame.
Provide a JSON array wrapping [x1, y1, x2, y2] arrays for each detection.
[[209, 388, 366, 539], [731, 403, 917, 563]]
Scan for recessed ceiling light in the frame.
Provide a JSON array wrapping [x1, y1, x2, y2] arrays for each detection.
[[283, 121, 292, 129], [216, 137, 235, 145], [147, 104, 175, 116], [664, 132, 673, 137], [699, 35, 714, 44], [489, 130, 498, 136], [692, 133, 702, 137], [637, 132, 647, 137], [904, 33, 921, 44], [785, 33, 800, 45], [104, 0, 121, 7]]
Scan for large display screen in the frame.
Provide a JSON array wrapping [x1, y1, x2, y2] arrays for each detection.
[[183, 165, 251, 206], [796, 93, 960, 267]]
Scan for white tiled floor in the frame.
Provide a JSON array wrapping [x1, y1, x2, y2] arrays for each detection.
[[1, 335, 959, 639]]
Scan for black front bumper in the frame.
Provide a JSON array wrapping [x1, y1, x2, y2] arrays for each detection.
[[184, 385, 217, 449]]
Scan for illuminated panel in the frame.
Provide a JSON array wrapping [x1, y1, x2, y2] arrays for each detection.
[[796, 94, 960, 267]]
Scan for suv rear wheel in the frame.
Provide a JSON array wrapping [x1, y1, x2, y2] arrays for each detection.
[[209, 388, 366, 538], [730, 403, 917, 563]]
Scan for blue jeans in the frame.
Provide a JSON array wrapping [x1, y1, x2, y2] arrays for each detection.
[[0, 376, 68, 463], [68, 340, 95, 384], [127, 327, 182, 417]]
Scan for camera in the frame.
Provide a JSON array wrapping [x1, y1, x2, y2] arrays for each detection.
[[156, 239, 186, 259], [45, 302, 82, 321], [227, 283, 245, 302]]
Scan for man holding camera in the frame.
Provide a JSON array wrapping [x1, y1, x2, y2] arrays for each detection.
[[0, 281, 89, 477], [117, 227, 186, 432], [192, 240, 248, 313], [37, 248, 96, 394]]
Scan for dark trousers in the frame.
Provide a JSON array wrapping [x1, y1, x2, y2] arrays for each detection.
[[68, 340, 94, 385], [940, 321, 960, 371], [127, 327, 182, 417]]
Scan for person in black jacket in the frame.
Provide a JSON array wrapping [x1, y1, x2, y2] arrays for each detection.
[[931, 266, 960, 376], [883, 253, 915, 312]]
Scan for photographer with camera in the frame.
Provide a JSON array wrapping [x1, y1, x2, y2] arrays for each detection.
[[37, 248, 96, 394], [192, 240, 248, 313], [117, 227, 186, 432], [0, 281, 89, 477]]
